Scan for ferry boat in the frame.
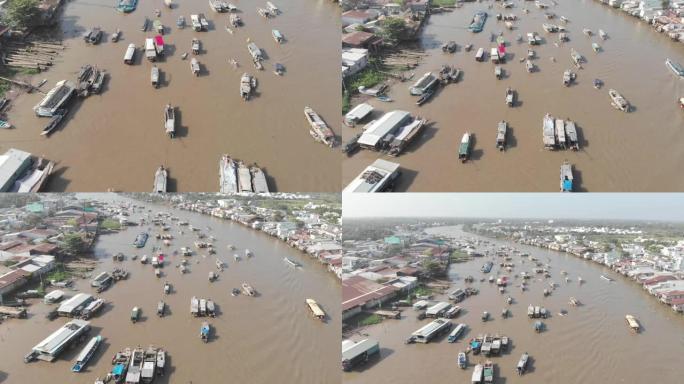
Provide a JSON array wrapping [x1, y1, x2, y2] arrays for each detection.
[[666, 58, 684, 78], [242, 283, 256, 296], [458, 132, 471, 162], [164, 104, 175, 137], [447, 323, 466, 342], [219, 155, 238, 193], [304, 106, 335, 147], [272, 29, 284, 43], [154, 166, 167, 193], [609, 89, 630, 112], [71, 335, 102, 372], [306, 298, 326, 320], [240, 73, 256, 100]]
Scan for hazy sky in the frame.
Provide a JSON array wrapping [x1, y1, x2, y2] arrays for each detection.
[[343, 194, 684, 221]]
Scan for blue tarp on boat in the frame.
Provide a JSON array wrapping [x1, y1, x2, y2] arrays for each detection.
[[112, 364, 125, 375]]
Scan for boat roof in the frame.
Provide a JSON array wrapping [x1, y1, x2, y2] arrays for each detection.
[[58, 293, 93, 314], [33, 319, 90, 355], [342, 339, 378, 361], [412, 319, 450, 338], [358, 110, 411, 147], [343, 159, 400, 193], [345, 103, 374, 121]]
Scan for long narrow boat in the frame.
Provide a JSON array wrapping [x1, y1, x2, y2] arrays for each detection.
[[517, 352, 529, 375], [560, 161, 573, 192], [41, 109, 67, 136], [284, 257, 299, 267], [219, 155, 239, 193], [304, 107, 335, 147], [496, 121, 507, 151], [154, 166, 169, 193], [266, 1, 279, 14], [151, 66, 160, 88], [191, 58, 200, 76], [71, 335, 102, 372], [164, 104, 175, 137], [599, 29, 607, 40], [625, 314, 640, 332], [156, 349, 166, 375], [237, 161, 253, 192], [665, 58, 684, 78], [458, 132, 471, 162]]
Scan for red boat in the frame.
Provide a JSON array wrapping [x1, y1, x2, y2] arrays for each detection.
[[154, 35, 165, 55]]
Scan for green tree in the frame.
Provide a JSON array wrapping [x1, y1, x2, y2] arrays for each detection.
[[24, 213, 43, 227], [62, 233, 86, 256], [421, 259, 444, 277], [3, 0, 41, 29], [378, 17, 407, 46]]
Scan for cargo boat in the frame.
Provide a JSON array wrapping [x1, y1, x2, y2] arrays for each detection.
[[240, 73, 256, 100], [164, 104, 175, 137], [342, 339, 379, 371], [458, 133, 471, 162], [219, 155, 239, 193], [250, 166, 269, 193], [304, 106, 335, 147], [496, 121, 507, 151], [609, 89, 630, 112], [306, 298, 326, 320], [237, 161, 253, 192]]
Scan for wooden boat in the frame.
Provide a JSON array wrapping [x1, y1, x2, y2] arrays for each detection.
[[272, 29, 284, 43], [131, 306, 140, 322], [495, 65, 503, 79], [496, 121, 507, 151], [112, 29, 121, 42], [472, 364, 484, 383], [241, 283, 256, 296], [164, 282, 171, 294], [198, 13, 209, 30], [208, 271, 217, 282], [191, 58, 200, 75], [415, 88, 434, 106], [306, 298, 326, 320], [625, 314, 640, 332], [230, 14, 242, 27], [599, 29, 607, 40], [155, 268, 162, 277], [569, 297, 580, 306], [71, 335, 102, 372], [257, 8, 271, 18], [274, 63, 285, 76], [164, 104, 175, 138], [154, 166, 167, 193], [560, 161, 573, 192], [151, 66, 160, 88], [483, 360, 494, 383], [592, 42, 601, 52], [192, 38, 200, 55], [240, 73, 256, 100], [153, 20, 164, 35], [481, 311, 489, 321], [609, 89, 630, 112], [505, 87, 515, 107], [156, 349, 166, 374], [266, 1, 279, 14], [207, 299, 216, 317], [117, 0, 138, 13], [593, 78, 603, 89], [583, 28, 592, 36], [534, 321, 544, 332], [458, 132, 471, 162], [465, 44, 473, 52], [141, 17, 149, 31], [458, 351, 467, 369], [157, 301, 165, 317], [284, 257, 299, 267], [517, 353, 529, 375], [177, 16, 185, 28], [525, 60, 534, 73], [666, 58, 684, 78], [225, 26, 233, 34], [304, 106, 335, 147], [40, 109, 67, 136], [571, 49, 583, 68], [200, 322, 210, 342], [563, 69, 575, 86]]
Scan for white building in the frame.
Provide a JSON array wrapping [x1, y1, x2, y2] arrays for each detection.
[[342, 48, 369, 77]]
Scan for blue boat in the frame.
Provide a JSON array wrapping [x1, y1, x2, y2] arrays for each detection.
[[133, 232, 149, 248], [71, 335, 102, 372], [200, 321, 210, 342], [469, 11, 487, 33], [117, 0, 138, 13], [458, 352, 467, 369], [376, 95, 393, 102]]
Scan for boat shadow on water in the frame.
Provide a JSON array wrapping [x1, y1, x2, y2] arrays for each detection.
[[505, 125, 518, 150], [571, 168, 586, 192], [43, 165, 71, 192], [165, 176, 177, 192], [468, 134, 484, 162], [393, 167, 418, 192], [346, 347, 395, 373], [172, 109, 189, 138]]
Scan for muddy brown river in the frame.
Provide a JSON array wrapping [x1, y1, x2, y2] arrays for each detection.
[[0, 0, 341, 192], [343, 0, 684, 191], [343, 226, 684, 383], [0, 197, 340, 383]]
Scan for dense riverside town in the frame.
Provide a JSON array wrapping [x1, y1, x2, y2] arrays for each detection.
[[342, 214, 684, 383], [341, 0, 684, 192], [0, 192, 341, 383]]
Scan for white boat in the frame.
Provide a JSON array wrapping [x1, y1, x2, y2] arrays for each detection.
[[164, 104, 175, 137], [71, 335, 102, 372], [219, 155, 239, 193], [191, 58, 200, 75], [272, 29, 284, 43], [242, 283, 256, 296], [266, 1, 279, 14], [154, 166, 167, 193], [151, 66, 160, 88], [240, 73, 256, 100], [599, 29, 607, 40]]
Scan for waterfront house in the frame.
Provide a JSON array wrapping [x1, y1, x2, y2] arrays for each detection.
[[342, 31, 383, 51], [342, 275, 399, 320], [342, 48, 369, 77]]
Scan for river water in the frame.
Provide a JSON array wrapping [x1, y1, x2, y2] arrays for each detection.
[[0, 0, 341, 192], [343, 0, 684, 192], [0, 198, 340, 383], [343, 225, 684, 383]]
